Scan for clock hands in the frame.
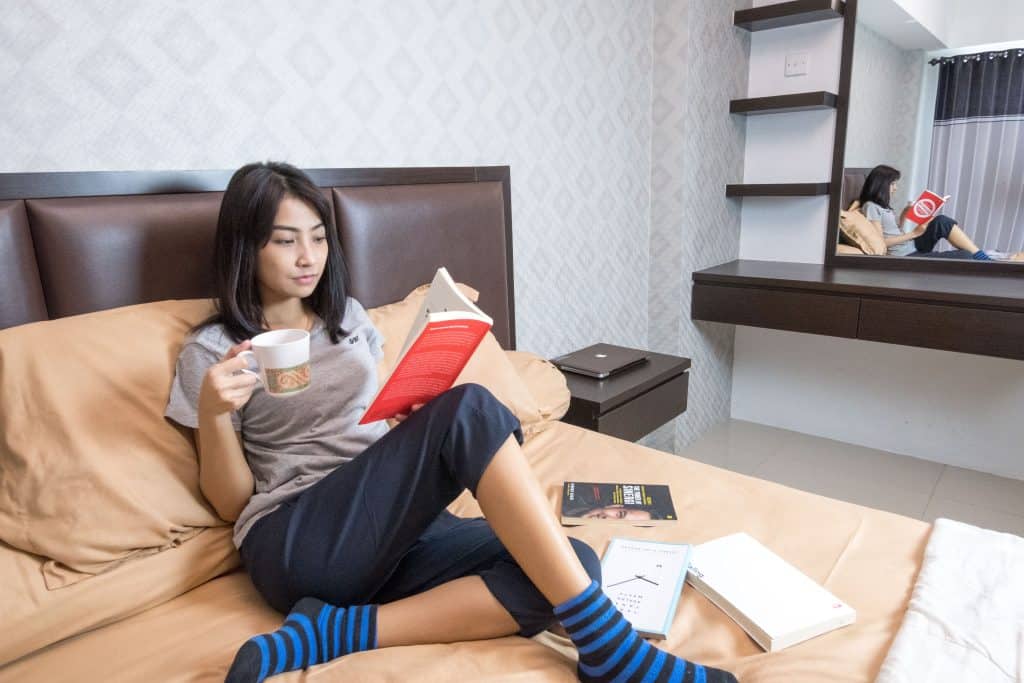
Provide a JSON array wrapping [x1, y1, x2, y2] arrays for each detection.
[[607, 574, 660, 588]]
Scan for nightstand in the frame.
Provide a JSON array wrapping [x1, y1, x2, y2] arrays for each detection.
[[554, 344, 691, 441]]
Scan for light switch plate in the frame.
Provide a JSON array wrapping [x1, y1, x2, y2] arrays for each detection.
[[785, 52, 809, 77]]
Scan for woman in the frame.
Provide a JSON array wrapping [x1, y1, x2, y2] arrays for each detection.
[[165, 162, 736, 683], [858, 164, 995, 260]]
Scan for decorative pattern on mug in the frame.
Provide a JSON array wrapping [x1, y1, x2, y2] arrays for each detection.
[[265, 362, 311, 394]]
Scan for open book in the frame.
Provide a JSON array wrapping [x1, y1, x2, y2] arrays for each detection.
[[358, 267, 493, 424], [905, 189, 951, 226]]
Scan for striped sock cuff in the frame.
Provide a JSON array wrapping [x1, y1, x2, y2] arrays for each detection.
[[553, 579, 601, 617]]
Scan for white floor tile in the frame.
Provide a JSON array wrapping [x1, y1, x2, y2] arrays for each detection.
[[931, 466, 1024, 517], [752, 454, 931, 519], [923, 497, 1024, 537]]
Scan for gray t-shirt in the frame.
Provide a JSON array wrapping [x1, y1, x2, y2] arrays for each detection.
[[164, 297, 390, 549], [863, 200, 915, 257]]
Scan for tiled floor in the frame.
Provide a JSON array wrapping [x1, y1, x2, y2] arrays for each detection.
[[680, 419, 1024, 536]]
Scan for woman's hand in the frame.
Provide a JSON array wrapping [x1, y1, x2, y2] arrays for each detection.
[[392, 403, 425, 424], [199, 340, 259, 416]]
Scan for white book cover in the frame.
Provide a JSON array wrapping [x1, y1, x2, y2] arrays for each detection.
[[686, 533, 856, 652], [600, 538, 692, 640]]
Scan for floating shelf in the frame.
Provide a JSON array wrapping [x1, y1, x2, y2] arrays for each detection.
[[734, 0, 844, 31], [726, 183, 831, 197], [730, 91, 838, 115]]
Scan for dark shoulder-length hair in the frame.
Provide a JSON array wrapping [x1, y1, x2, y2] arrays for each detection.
[[192, 161, 352, 345], [858, 164, 901, 210]]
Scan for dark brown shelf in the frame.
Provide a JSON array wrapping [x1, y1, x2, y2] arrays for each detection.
[[734, 0, 844, 31], [730, 91, 838, 115], [726, 183, 831, 197]]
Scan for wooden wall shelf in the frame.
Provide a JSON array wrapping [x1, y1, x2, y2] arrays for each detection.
[[734, 0, 845, 31], [691, 259, 1024, 361], [726, 183, 830, 197], [730, 91, 838, 115]]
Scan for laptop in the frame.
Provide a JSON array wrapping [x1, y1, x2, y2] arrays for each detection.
[[551, 343, 649, 379]]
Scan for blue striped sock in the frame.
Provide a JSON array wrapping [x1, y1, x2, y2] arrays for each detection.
[[226, 598, 377, 683], [554, 580, 737, 683], [972, 250, 993, 260]]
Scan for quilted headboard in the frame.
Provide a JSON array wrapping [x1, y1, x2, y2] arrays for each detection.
[[0, 166, 516, 348]]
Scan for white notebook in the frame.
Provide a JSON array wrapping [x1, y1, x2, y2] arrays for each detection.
[[686, 533, 856, 652]]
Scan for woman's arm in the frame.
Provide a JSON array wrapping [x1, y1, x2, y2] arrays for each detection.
[[194, 342, 258, 522], [874, 219, 926, 247], [194, 417, 253, 522]]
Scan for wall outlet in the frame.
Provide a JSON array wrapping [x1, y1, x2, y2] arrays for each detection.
[[785, 52, 809, 77]]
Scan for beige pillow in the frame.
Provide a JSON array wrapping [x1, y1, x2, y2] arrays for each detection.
[[838, 208, 887, 256], [0, 299, 224, 588], [836, 243, 865, 255], [0, 527, 238, 666], [505, 351, 571, 439], [367, 283, 543, 431]]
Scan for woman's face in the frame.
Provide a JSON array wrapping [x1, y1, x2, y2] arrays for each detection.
[[256, 195, 328, 304], [581, 505, 653, 520]]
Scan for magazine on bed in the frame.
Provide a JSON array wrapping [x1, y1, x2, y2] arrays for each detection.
[[560, 482, 678, 526], [358, 267, 493, 424], [686, 532, 856, 652], [905, 189, 951, 226]]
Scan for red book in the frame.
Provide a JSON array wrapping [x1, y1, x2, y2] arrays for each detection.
[[905, 189, 951, 225], [359, 267, 493, 424]]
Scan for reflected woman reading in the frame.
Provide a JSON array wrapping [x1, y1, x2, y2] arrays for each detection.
[[857, 165, 1024, 261]]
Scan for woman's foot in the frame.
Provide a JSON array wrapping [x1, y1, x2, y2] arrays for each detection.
[[554, 581, 738, 683], [226, 598, 378, 682]]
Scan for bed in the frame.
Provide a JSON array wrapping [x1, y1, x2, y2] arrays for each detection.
[[0, 166, 933, 682]]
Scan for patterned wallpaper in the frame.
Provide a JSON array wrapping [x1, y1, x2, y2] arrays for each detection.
[[641, 0, 749, 452], [1, 0, 746, 455], [844, 21, 924, 209]]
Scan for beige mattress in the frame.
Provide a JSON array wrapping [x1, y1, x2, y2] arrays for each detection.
[[0, 421, 931, 682]]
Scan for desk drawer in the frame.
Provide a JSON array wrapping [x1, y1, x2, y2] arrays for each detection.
[[692, 283, 860, 338], [858, 299, 1024, 360], [594, 371, 689, 442]]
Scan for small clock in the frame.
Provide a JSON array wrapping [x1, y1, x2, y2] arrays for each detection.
[[600, 538, 693, 639]]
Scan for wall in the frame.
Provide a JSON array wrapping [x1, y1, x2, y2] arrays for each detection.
[[0, 1, 652, 359], [1, 1, 748, 456], [642, 0, 749, 452], [731, 1, 1024, 480], [844, 21, 924, 209]]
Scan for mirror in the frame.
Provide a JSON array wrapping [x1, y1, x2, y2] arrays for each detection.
[[839, 0, 1024, 266]]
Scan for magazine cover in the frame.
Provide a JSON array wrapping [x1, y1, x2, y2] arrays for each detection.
[[561, 482, 677, 527]]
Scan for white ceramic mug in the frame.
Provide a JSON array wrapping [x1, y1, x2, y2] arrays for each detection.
[[239, 329, 311, 397]]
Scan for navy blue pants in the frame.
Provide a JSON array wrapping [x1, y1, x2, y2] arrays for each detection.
[[908, 214, 971, 256], [239, 383, 601, 637]]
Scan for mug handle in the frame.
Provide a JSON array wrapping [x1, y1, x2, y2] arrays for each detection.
[[237, 350, 263, 384]]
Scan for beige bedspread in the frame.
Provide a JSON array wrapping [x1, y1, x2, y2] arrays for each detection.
[[0, 421, 931, 682]]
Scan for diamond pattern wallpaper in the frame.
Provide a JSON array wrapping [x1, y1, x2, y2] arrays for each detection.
[[1, 0, 747, 456]]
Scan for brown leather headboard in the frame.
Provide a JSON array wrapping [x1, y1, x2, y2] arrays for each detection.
[[0, 167, 516, 348], [841, 167, 872, 211]]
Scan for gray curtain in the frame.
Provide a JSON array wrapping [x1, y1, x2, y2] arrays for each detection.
[[927, 49, 1024, 253]]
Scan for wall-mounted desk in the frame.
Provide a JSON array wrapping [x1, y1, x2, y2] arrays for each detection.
[[692, 260, 1024, 361]]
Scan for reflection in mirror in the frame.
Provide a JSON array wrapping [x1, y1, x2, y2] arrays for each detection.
[[840, 0, 1024, 265]]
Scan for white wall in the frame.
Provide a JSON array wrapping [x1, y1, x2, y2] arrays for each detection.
[[731, 1, 1024, 481], [738, 19, 841, 263], [845, 21, 924, 209]]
